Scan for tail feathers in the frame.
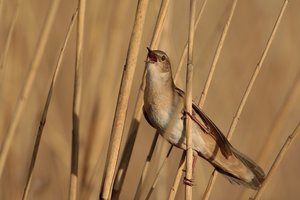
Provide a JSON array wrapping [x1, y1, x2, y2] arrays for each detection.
[[231, 148, 265, 190], [211, 147, 265, 190]]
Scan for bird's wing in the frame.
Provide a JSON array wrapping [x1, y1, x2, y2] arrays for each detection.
[[175, 87, 232, 158]]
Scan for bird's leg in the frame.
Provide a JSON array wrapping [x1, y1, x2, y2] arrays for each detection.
[[183, 152, 197, 186]]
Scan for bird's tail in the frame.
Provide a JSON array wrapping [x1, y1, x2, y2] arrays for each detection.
[[214, 147, 265, 190]]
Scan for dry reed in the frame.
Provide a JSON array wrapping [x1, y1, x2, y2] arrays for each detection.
[[198, 0, 239, 108], [170, 0, 238, 198], [168, 153, 186, 200], [144, 146, 173, 200], [69, 0, 86, 199], [22, 10, 78, 200], [114, 0, 171, 199], [202, 0, 288, 198], [239, 69, 300, 199], [0, 0, 20, 71], [0, 0, 60, 179], [100, 0, 150, 199], [0, 1, 298, 200], [184, 0, 196, 199], [253, 122, 300, 199], [174, 0, 208, 82], [132, 1, 209, 199], [135, 0, 211, 198]]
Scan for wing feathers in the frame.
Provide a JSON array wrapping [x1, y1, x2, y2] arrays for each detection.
[[175, 87, 232, 158]]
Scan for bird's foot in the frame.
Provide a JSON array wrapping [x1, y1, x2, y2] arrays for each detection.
[[181, 109, 191, 119], [183, 177, 195, 186], [181, 109, 211, 133]]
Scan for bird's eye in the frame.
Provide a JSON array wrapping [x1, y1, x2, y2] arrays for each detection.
[[161, 55, 166, 61]]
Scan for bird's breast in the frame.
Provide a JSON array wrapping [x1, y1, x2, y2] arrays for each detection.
[[144, 99, 173, 130]]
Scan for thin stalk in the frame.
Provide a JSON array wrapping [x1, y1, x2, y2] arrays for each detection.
[[133, 134, 160, 200], [174, 0, 208, 82], [168, 154, 186, 200], [69, 0, 86, 199], [198, 0, 238, 108], [202, 1, 288, 198], [253, 122, 300, 200], [144, 146, 173, 200], [185, 0, 196, 199], [136, 1, 210, 198], [239, 69, 300, 200], [170, 0, 238, 197], [113, 0, 170, 199], [133, 1, 209, 199], [257, 71, 300, 166], [100, 0, 150, 199], [0, 0, 60, 179], [0, 0, 21, 81], [22, 10, 78, 200], [0, 0, 3, 15]]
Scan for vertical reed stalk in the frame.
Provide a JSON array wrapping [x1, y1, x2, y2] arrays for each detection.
[[100, 0, 150, 199], [170, 0, 237, 198], [22, 10, 78, 200], [174, 0, 208, 82], [133, 1, 208, 199], [0, 0, 60, 179], [253, 122, 300, 200], [113, 0, 170, 199], [184, 0, 196, 199], [69, 0, 86, 199], [136, 1, 210, 198], [202, 1, 288, 198]]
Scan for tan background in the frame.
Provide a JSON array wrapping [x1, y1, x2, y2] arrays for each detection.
[[0, 0, 299, 199]]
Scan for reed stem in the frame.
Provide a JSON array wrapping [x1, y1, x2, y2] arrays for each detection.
[[100, 0, 150, 199]]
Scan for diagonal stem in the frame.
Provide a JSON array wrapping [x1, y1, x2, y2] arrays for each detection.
[[22, 10, 78, 200], [253, 122, 300, 199], [0, 0, 60, 179], [202, 1, 288, 199], [170, 0, 239, 198], [100, 0, 150, 199], [239, 68, 300, 200]]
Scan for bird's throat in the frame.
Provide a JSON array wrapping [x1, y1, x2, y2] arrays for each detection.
[[144, 66, 176, 129]]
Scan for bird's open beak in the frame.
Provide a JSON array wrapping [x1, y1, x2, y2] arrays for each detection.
[[146, 47, 157, 63]]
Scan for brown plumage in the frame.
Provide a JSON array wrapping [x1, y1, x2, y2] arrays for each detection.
[[143, 48, 265, 190]]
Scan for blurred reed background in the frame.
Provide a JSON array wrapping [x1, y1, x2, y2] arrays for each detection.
[[0, 0, 299, 199]]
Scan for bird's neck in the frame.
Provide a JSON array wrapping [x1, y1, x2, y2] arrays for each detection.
[[144, 64, 176, 111]]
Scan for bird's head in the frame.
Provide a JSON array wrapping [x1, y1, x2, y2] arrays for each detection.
[[145, 47, 171, 73]]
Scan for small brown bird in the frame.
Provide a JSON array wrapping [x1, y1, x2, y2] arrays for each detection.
[[143, 47, 265, 189]]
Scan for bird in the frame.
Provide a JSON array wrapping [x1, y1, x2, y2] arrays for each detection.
[[143, 47, 265, 190]]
